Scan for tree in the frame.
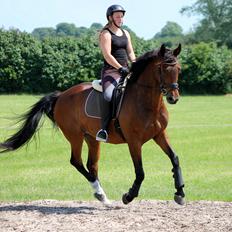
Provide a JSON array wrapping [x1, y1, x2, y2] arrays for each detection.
[[90, 23, 103, 30], [56, 23, 78, 36], [152, 22, 184, 48], [181, 0, 232, 48], [32, 27, 56, 39], [154, 21, 183, 38]]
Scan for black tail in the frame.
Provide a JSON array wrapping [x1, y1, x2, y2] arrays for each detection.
[[0, 91, 61, 153]]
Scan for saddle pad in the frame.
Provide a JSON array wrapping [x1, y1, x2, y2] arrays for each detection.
[[85, 89, 102, 119]]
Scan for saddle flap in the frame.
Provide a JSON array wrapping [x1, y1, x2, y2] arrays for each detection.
[[87, 77, 129, 119], [85, 90, 102, 118]]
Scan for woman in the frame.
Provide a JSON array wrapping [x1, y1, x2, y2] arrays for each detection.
[[96, 4, 136, 142]]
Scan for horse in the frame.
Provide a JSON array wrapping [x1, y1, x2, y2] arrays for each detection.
[[0, 44, 185, 205]]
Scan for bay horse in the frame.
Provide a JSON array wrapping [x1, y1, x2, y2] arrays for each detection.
[[0, 44, 185, 205]]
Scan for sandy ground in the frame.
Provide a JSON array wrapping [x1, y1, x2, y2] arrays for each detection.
[[0, 200, 231, 232]]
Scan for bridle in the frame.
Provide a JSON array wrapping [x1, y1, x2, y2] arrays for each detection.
[[135, 61, 180, 96], [159, 61, 179, 96]]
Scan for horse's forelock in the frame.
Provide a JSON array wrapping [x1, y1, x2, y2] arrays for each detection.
[[163, 49, 177, 63]]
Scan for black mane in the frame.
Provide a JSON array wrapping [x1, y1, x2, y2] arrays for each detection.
[[129, 47, 176, 83]]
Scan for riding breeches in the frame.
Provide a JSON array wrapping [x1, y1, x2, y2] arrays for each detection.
[[101, 67, 121, 102]]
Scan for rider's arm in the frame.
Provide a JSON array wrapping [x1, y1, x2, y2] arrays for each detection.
[[125, 30, 136, 62], [99, 30, 122, 69]]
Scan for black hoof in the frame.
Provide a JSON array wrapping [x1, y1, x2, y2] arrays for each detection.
[[174, 194, 185, 205], [122, 193, 133, 205], [94, 192, 105, 201], [122, 193, 129, 204]]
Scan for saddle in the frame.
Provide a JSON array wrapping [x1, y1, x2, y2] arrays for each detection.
[[85, 77, 129, 134], [85, 78, 128, 119]]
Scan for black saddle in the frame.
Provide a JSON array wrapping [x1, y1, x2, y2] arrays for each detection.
[[85, 81, 125, 119]]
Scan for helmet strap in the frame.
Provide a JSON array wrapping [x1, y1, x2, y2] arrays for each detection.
[[112, 18, 122, 28]]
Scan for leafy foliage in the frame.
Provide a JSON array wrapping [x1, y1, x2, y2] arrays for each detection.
[[0, 29, 42, 92], [179, 42, 232, 93], [154, 21, 183, 38], [0, 18, 232, 94], [181, 0, 232, 48]]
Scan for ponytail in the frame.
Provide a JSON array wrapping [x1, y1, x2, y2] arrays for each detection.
[[98, 22, 112, 40]]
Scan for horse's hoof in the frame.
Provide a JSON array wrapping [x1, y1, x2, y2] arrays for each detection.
[[94, 193, 111, 205], [122, 193, 134, 205], [174, 194, 185, 205], [122, 193, 130, 204]]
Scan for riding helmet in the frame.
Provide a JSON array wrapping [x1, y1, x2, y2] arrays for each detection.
[[106, 5, 126, 20]]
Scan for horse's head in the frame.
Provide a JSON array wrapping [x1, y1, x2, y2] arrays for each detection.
[[129, 44, 182, 104], [158, 44, 181, 104]]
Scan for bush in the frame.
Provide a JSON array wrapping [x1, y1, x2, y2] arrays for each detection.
[[179, 42, 232, 94], [0, 29, 232, 94]]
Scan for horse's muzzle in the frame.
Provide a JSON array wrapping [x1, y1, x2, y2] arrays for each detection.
[[166, 94, 179, 104]]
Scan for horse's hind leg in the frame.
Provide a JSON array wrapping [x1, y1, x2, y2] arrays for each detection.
[[70, 133, 96, 182], [84, 134, 110, 205], [153, 131, 185, 205]]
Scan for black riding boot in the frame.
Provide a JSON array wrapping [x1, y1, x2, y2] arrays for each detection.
[[96, 97, 111, 142]]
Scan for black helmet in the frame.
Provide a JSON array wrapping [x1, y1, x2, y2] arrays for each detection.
[[106, 5, 126, 20]]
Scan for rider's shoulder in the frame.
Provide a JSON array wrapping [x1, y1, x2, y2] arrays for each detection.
[[100, 29, 111, 39], [123, 29, 130, 37], [101, 29, 111, 35]]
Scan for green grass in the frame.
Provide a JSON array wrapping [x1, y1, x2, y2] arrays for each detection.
[[0, 95, 232, 202]]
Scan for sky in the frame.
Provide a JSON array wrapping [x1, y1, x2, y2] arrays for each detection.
[[0, 0, 200, 39]]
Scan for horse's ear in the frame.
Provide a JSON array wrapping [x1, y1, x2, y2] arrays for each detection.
[[159, 44, 166, 57], [173, 43, 181, 57]]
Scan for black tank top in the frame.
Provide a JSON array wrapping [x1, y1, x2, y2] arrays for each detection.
[[104, 28, 128, 67]]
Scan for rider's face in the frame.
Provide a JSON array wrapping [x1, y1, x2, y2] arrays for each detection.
[[111, 12, 124, 27]]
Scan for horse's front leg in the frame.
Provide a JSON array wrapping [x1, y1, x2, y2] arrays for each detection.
[[122, 143, 145, 204], [153, 131, 185, 205]]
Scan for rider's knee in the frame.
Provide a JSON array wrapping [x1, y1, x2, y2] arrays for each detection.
[[103, 91, 113, 102]]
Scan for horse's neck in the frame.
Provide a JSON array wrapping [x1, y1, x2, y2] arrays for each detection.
[[137, 63, 156, 86], [137, 64, 161, 109], [128, 65, 163, 118]]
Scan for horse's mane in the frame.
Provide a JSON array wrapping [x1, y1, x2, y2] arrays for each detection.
[[129, 47, 176, 83]]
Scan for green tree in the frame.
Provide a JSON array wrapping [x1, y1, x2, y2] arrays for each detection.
[[154, 21, 183, 38], [181, 0, 232, 48], [56, 23, 78, 36], [90, 23, 103, 30], [152, 22, 184, 48], [32, 27, 56, 39]]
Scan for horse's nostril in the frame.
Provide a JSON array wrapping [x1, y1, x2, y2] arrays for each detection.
[[168, 96, 174, 102]]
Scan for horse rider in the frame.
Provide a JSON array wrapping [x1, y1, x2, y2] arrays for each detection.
[[96, 4, 136, 142]]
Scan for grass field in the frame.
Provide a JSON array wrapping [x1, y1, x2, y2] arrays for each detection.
[[0, 95, 232, 202]]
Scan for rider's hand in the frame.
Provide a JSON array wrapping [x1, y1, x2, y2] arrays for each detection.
[[118, 66, 130, 78]]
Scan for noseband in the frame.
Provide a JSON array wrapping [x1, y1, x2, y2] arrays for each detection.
[[159, 62, 179, 96]]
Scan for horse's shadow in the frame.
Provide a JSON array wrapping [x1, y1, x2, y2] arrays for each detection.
[[0, 203, 122, 215]]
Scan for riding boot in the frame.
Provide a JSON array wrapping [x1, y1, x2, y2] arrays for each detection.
[[96, 96, 111, 142]]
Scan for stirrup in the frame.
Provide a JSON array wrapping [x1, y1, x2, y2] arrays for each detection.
[[96, 129, 108, 142]]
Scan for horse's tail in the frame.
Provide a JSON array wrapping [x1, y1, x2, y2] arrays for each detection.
[[0, 91, 61, 153]]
